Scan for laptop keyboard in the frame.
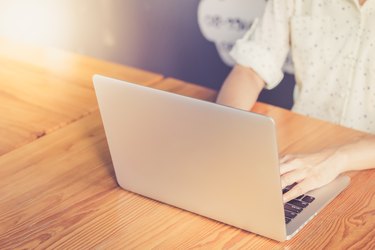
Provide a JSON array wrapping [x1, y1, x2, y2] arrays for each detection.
[[283, 183, 315, 224]]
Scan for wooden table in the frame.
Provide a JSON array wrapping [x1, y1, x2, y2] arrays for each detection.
[[0, 41, 374, 249], [0, 39, 162, 156]]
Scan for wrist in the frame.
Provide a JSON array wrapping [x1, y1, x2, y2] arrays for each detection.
[[334, 146, 350, 173]]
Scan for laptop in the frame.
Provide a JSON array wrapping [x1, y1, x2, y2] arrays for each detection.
[[93, 74, 350, 241]]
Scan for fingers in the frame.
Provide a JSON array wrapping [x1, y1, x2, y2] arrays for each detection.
[[279, 155, 305, 175], [280, 169, 306, 189], [280, 150, 341, 203], [279, 154, 294, 164], [283, 178, 316, 203], [280, 161, 299, 175], [283, 183, 304, 203]]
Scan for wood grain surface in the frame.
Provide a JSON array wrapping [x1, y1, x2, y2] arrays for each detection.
[[0, 76, 374, 249], [0, 39, 162, 156]]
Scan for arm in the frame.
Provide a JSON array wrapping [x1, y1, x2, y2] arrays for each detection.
[[217, 1, 292, 110], [281, 135, 375, 202], [216, 65, 265, 111], [340, 135, 375, 171]]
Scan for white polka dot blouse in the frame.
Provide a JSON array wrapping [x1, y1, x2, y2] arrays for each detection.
[[230, 0, 375, 133]]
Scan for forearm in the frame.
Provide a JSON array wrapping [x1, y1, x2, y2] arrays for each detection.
[[216, 65, 265, 111], [338, 135, 375, 173]]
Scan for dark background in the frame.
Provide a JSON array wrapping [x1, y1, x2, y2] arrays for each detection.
[[0, 0, 295, 109]]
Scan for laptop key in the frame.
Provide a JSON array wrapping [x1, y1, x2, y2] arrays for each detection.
[[285, 203, 303, 213], [285, 210, 297, 219], [288, 199, 309, 208], [283, 182, 298, 194], [296, 195, 304, 200], [282, 187, 292, 194], [302, 195, 315, 203], [285, 217, 291, 224]]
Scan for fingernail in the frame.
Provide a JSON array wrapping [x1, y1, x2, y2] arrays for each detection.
[[282, 196, 287, 203]]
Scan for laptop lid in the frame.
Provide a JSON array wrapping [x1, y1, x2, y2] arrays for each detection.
[[93, 75, 287, 241]]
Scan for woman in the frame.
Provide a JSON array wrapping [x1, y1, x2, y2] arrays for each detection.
[[216, 0, 375, 202]]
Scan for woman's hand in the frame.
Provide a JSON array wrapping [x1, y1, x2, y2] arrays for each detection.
[[280, 148, 347, 202], [280, 135, 375, 203]]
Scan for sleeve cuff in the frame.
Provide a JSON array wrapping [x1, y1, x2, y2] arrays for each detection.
[[230, 40, 284, 90]]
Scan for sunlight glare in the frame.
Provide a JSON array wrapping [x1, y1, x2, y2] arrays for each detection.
[[0, 0, 68, 45]]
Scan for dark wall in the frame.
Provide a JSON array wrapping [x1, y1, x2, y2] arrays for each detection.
[[118, 0, 232, 91], [98, 0, 294, 109], [0, 0, 294, 109], [48, 0, 230, 91]]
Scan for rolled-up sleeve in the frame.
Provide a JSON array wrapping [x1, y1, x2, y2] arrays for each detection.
[[230, 0, 292, 89]]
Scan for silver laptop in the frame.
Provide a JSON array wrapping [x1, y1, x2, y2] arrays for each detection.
[[93, 74, 350, 241]]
